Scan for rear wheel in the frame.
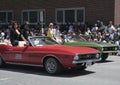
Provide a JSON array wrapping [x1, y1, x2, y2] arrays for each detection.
[[101, 53, 108, 61], [44, 57, 62, 74]]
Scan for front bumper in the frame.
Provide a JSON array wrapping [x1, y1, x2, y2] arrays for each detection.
[[102, 51, 118, 53], [72, 59, 100, 64]]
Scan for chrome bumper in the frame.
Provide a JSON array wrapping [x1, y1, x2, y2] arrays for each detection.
[[72, 59, 100, 64]]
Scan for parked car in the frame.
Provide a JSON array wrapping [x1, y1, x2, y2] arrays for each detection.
[[0, 36, 100, 74], [62, 35, 118, 61]]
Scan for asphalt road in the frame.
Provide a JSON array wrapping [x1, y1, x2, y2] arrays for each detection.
[[0, 55, 120, 85]]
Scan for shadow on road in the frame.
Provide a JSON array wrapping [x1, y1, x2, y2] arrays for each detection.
[[0, 64, 95, 78], [97, 60, 114, 63], [55, 69, 95, 78]]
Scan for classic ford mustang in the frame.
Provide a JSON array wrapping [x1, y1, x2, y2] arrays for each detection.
[[0, 36, 100, 74], [62, 35, 118, 61]]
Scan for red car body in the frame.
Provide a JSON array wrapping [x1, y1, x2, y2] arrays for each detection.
[[0, 36, 100, 74]]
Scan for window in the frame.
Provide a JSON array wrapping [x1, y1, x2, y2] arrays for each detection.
[[22, 10, 45, 25], [23, 12, 28, 22], [65, 10, 75, 23], [0, 11, 13, 24], [56, 8, 85, 24], [29, 11, 37, 23], [57, 11, 63, 23], [0, 12, 6, 23], [8, 12, 13, 22], [77, 10, 84, 22]]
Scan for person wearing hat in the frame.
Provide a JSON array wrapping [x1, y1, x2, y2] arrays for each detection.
[[47, 23, 56, 40], [20, 21, 33, 40]]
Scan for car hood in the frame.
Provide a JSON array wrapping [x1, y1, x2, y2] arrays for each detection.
[[64, 41, 117, 48], [35, 45, 100, 54]]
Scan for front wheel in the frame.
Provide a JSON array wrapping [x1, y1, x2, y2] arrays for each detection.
[[44, 57, 62, 74], [0, 56, 4, 67], [101, 53, 109, 61]]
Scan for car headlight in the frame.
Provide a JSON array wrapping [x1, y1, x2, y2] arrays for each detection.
[[101, 48, 104, 51], [96, 53, 100, 59], [74, 54, 79, 60], [115, 47, 118, 50]]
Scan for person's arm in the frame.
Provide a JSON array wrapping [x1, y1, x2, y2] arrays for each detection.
[[21, 34, 27, 42], [16, 29, 21, 35], [30, 31, 34, 36], [19, 29, 28, 42], [29, 29, 34, 36]]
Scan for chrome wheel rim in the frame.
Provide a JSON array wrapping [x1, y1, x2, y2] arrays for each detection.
[[45, 58, 57, 73]]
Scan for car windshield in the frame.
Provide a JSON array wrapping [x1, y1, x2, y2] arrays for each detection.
[[28, 36, 59, 46], [66, 35, 87, 42]]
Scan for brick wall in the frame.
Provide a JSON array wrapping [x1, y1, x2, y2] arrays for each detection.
[[114, 0, 120, 25], [0, 0, 115, 25]]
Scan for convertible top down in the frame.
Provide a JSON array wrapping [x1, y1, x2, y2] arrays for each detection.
[[0, 36, 100, 74]]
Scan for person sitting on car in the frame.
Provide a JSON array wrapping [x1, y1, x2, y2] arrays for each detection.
[[47, 23, 56, 40], [10, 21, 27, 46]]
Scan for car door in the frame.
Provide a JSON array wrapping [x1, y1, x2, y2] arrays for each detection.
[[21, 46, 44, 65], [6, 46, 27, 63], [7, 46, 43, 65]]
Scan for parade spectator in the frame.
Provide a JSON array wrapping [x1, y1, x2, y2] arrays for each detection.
[[107, 21, 116, 34], [53, 25, 61, 38], [98, 21, 106, 33], [0, 19, 120, 49], [85, 27, 91, 36], [35, 22, 41, 30], [79, 23, 86, 34], [40, 28, 45, 36], [55, 25, 63, 42], [65, 23, 69, 33], [68, 23, 74, 33], [91, 24, 99, 33], [109, 31, 115, 41], [35, 22, 43, 36], [1, 30, 5, 42], [96, 20, 101, 28]]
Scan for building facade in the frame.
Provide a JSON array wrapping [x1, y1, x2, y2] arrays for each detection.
[[0, 0, 120, 28]]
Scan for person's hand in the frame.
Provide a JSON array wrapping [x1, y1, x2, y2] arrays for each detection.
[[25, 40, 28, 44]]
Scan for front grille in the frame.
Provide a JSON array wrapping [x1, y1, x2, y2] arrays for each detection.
[[78, 54, 99, 60], [103, 47, 117, 51]]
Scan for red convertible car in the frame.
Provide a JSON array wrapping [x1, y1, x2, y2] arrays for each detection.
[[0, 36, 100, 74]]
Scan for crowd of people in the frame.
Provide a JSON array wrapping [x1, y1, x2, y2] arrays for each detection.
[[0, 20, 120, 49]]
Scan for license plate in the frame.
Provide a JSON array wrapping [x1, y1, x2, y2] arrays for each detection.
[[86, 62, 92, 66]]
